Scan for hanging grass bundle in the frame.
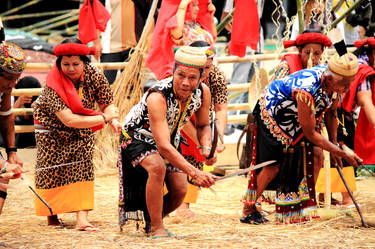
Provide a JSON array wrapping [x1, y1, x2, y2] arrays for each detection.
[[93, 0, 159, 170]]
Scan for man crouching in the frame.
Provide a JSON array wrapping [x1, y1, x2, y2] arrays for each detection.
[[118, 46, 217, 238]]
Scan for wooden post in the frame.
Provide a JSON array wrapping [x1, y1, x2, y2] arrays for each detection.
[[322, 127, 331, 208]]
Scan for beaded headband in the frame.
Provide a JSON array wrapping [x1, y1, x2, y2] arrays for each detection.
[[0, 42, 26, 75]]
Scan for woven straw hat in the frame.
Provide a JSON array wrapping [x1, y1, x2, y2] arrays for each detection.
[[0, 42, 26, 74], [328, 52, 358, 77], [175, 46, 206, 68]]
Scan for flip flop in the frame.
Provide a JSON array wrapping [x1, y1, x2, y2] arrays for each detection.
[[151, 232, 172, 240], [77, 225, 100, 232]]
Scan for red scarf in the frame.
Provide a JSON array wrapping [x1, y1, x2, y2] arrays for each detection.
[[46, 64, 104, 132], [281, 54, 303, 74], [146, 0, 213, 80], [78, 0, 110, 44], [229, 0, 259, 57], [341, 64, 375, 113], [180, 114, 205, 162]]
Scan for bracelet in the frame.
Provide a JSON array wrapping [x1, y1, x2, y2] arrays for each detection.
[[6, 147, 17, 153], [1, 162, 8, 174], [197, 146, 211, 151], [101, 113, 108, 124]]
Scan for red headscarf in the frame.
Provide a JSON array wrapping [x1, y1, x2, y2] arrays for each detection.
[[146, 0, 213, 80], [229, 0, 260, 57], [45, 43, 104, 132], [78, 0, 110, 44], [354, 37, 375, 48], [283, 32, 332, 49]]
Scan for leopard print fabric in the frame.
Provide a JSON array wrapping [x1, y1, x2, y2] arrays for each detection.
[[205, 65, 228, 117], [184, 155, 204, 171], [183, 65, 228, 169], [33, 63, 113, 189]]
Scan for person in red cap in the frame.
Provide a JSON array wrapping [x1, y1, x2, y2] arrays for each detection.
[[270, 30, 332, 82], [33, 38, 121, 231]]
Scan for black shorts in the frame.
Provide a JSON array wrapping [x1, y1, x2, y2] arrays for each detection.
[[120, 134, 182, 173]]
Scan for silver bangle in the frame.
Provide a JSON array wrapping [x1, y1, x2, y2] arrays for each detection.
[[197, 146, 211, 151]]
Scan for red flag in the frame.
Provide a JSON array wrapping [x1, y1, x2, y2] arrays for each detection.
[[78, 0, 111, 44], [229, 0, 260, 57]]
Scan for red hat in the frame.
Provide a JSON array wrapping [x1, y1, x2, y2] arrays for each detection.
[[54, 43, 96, 56], [354, 37, 375, 48], [283, 33, 332, 49]]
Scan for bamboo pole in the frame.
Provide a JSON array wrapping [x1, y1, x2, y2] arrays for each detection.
[[30, 15, 79, 35], [10, 83, 254, 96], [21, 11, 78, 32], [227, 83, 250, 92], [227, 114, 247, 123], [13, 108, 33, 116], [216, 9, 234, 35], [328, 0, 366, 30], [15, 125, 34, 133], [227, 103, 251, 111], [25, 62, 130, 71], [2, 10, 72, 21], [296, 0, 304, 34], [12, 88, 42, 96], [23, 47, 355, 71], [0, 0, 43, 17], [14, 113, 248, 134], [44, 25, 79, 38], [322, 127, 331, 208]]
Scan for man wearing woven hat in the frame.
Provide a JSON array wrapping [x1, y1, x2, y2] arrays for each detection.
[[0, 42, 26, 214], [240, 51, 363, 225], [118, 46, 216, 238]]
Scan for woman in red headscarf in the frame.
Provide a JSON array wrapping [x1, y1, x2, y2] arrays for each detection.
[[146, 0, 216, 80], [33, 38, 121, 231], [270, 30, 332, 82]]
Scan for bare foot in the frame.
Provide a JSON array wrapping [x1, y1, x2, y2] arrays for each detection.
[[175, 203, 195, 218]]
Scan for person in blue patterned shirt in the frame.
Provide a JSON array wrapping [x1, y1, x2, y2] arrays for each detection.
[[241, 52, 363, 225]]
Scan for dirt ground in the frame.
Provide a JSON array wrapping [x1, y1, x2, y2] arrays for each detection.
[[1, 148, 375, 249]]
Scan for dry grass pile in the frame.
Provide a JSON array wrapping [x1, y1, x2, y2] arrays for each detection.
[[93, 0, 158, 169], [1, 153, 375, 249]]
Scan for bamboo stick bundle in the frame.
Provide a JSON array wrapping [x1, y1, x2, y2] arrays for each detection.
[[21, 10, 78, 32], [44, 24, 79, 38], [0, 0, 43, 17], [30, 15, 79, 35], [93, 0, 159, 168], [2, 10, 72, 21]]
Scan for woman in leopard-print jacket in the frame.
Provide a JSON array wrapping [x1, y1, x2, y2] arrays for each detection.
[[33, 38, 121, 231]]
